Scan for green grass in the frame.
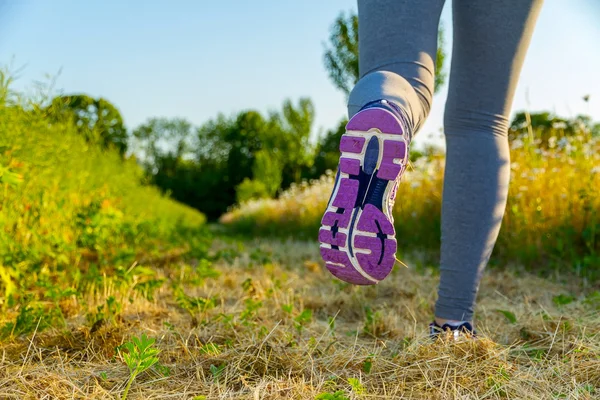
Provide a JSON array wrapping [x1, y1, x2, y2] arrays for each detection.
[[0, 78, 598, 399], [0, 83, 207, 338]]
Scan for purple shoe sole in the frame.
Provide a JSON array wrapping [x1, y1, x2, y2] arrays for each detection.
[[319, 104, 408, 285]]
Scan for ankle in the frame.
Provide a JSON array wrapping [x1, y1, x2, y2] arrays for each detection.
[[434, 317, 473, 327]]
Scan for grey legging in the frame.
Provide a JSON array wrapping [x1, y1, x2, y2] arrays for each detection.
[[348, 0, 544, 321]]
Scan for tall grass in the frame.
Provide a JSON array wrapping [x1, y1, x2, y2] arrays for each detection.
[[0, 81, 207, 335], [221, 127, 600, 277]]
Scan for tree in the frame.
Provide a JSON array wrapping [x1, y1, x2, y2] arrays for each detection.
[[276, 98, 316, 186], [235, 149, 283, 203], [323, 12, 359, 95], [193, 111, 279, 217], [130, 99, 317, 219], [49, 94, 128, 155], [132, 117, 193, 171], [311, 119, 347, 178], [131, 117, 220, 216], [324, 11, 447, 95]]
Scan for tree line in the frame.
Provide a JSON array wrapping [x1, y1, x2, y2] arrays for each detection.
[[41, 11, 598, 220]]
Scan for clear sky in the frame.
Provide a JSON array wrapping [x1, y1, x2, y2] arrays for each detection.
[[1, 0, 599, 148]]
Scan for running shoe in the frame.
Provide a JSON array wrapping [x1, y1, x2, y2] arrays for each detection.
[[319, 100, 410, 285], [429, 321, 477, 340]]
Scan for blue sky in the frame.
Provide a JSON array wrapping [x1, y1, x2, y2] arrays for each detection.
[[1, 0, 599, 148]]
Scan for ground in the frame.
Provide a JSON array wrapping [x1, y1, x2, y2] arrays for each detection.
[[0, 238, 598, 399]]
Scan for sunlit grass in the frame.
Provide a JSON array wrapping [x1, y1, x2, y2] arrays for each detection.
[[222, 129, 600, 277], [1, 238, 598, 399], [1, 78, 598, 398], [0, 85, 207, 337]]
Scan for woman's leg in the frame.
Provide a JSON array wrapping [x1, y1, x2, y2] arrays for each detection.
[[436, 0, 544, 323], [348, 0, 446, 132], [320, 0, 446, 285]]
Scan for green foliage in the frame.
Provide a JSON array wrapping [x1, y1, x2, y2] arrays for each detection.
[[347, 377, 366, 395], [510, 111, 600, 145], [363, 306, 385, 337], [240, 298, 262, 325], [316, 391, 350, 400], [278, 98, 316, 185], [119, 333, 162, 400], [199, 343, 221, 356], [236, 178, 270, 204], [174, 287, 216, 323], [133, 98, 315, 219], [0, 163, 23, 186], [552, 294, 576, 307], [0, 70, 12, 104], [209, 363, 226, 382], [1, 301, 62, 338], [362, 356, 373, 374], [496, 309, 518, 324], [435, 24, 447, 91], [132, 117, 193, 170], [87, 295, 123, 328], [49, 94, 128, 155], [312, 119, 347, 177], [253, 149, 283, 196], [323, 11, 447, 95], [323, 12, 358, 95], [294, 309, 313, 334], [0, 81, 206, 337]]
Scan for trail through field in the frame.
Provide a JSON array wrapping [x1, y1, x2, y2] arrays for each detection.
[[1, 238, 598, 399]]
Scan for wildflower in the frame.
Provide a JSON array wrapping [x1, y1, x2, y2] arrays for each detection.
[[557, 137, 569, 149], [511, 139, 524, 150]]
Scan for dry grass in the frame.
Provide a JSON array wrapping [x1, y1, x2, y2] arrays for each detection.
[[221, 132, 600, 276], [1, 238, 598, 399]]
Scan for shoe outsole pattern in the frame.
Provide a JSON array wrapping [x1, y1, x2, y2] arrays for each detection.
[[319, 105, 408, 285]]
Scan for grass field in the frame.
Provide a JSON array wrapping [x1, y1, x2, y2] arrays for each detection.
[[1, 81, 599, 399], [1, 237, 598, 399], [221, 129, 600, 279]]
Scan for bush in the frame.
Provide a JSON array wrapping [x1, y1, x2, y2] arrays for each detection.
[[236, 178, 270, 203], [0, 82, 207, 322]]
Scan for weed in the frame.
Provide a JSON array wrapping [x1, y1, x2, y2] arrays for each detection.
[[316, 391, 350, 400], [209, 363, 226, 382], [240, 298, 263, 325], [363, 306, 385, 337], [553, 294, 576, 307], [199, 343, 221, 356], [294, 309, 313, 334], [118, 333, 162, 400], [496, 309, 518, 324], [348, 377, 366, 395]]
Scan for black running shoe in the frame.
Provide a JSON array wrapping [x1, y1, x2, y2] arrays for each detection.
[[429, 321, 477, 340]]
